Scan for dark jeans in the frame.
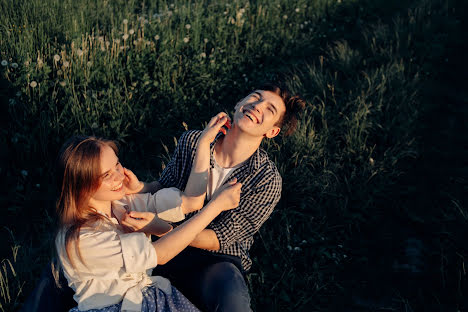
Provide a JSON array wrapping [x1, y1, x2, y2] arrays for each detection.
[[21, 248, 251, 312], [152, 247, 252, 312]]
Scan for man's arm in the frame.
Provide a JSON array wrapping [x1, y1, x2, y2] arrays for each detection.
[[193, 172, 282, 251]]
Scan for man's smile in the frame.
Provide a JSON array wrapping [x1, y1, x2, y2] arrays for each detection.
[[242, 108, 260, 124]]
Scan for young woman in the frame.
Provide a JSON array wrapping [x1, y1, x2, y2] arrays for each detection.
[[55, 113, 237, 312]]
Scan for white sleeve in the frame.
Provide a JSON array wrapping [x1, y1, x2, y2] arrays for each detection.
[[76, 228, 157, 274], [120, 189, 185, 222]]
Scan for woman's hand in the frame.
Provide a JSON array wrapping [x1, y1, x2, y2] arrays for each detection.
[[123, 167, 144, 195], [210, 178, 242, 211], [121, 211, 173, 236], [200, 112, 231, 145]]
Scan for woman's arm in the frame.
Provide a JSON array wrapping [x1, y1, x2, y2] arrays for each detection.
[[180, 112, 230, 214], [153, 179, 240, 265]]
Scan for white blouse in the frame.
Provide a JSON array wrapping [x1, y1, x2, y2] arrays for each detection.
[[56, 188, 186, 312]]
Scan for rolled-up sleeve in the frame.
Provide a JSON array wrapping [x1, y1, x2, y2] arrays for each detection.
[[118, 232, 158, 272], [209, 174, 282, 250], [122, 189, 185, 223], [147, 188, 185, 222], [75, 228, 157, 276]]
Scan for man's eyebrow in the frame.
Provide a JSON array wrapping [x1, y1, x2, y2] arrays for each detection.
[[253, 91, 262, 98], [268, 102, 278, 114]]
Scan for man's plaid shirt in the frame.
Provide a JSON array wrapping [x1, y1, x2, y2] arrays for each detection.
[[159, 130, 282, 271]]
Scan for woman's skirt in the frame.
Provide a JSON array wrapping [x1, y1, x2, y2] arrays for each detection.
[[69, 285, 200, 312]]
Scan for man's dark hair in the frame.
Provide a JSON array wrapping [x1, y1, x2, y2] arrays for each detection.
[[256, 82, 306, 136]]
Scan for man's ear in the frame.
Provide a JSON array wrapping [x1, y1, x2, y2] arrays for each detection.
[[264, 126, 281, 139]]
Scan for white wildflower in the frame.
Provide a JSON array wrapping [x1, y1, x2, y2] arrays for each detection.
[[167, 10, 173, 17], [76, 49, 83, 56], [170, 3, 174, 8], [185, 24, 191, 30], [1, 60, 8, 66], [183, 37, 190, 43], [369, 157, 375, 166], [123, 19, 128, 25], [91, 122, 98, 129], [294, 246, 302, 252], [122, 34, 129, 40], [283, 15, 288, 19], [57, 70, 63, 76], [200, 52, 206, 58], [11, 62, 18, 68], [204, 38, 208, 43], [62, 61, 69, 68], [87, 61, 92, 67], [287, 245, 292, 251], [30, 81, 37, 88], [54, 54, 60, 62], [129, 29, 135, 35], [60, 81, 66, 87], [154, 35, 160, 41], [239, 8, 245, 14], [114, 39, 120, 44], [295, 8, 300, 12]]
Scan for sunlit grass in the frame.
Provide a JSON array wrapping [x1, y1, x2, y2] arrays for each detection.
[[0, 0, 466, 311]]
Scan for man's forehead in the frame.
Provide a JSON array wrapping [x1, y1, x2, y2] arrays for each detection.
[[255, 90, 286, 110]]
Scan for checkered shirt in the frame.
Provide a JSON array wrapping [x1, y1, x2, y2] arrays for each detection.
[[159, 130, 282, 271]]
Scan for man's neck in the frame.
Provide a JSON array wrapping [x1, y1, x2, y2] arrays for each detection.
[[214, 125, 263, 168]]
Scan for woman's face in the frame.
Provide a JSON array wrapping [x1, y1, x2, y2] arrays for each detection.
[[90, 144, 126, 202]]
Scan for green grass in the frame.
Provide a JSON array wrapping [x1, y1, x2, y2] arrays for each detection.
[[1, 0, 467, 311]]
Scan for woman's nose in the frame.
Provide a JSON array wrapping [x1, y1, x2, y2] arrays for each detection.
[[115, 170, 125, 181]]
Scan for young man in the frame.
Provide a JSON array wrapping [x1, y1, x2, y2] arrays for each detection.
[[147, 83, 305, 311]]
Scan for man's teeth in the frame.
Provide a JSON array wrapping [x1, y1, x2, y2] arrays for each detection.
[[111, 182, 123, 191], [244, 111, 256, 122]]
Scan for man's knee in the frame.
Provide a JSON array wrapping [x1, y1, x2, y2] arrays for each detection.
[[201, 262, 252, 312]]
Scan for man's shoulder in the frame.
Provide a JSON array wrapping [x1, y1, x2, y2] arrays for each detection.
[[255, 148, 282, 184], [177, 130, 202, 150]]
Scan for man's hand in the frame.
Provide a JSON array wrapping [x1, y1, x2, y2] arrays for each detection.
[[121, 211, 173, 236], [200, 112, 231, 144], [210, 178, 242, 212], [123, 167, 144, 195]]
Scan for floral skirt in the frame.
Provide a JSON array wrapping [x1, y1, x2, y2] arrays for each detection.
[[70, 285, 200, 312]]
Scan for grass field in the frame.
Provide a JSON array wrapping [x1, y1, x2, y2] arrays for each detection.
[[0, 0, 467, 311]]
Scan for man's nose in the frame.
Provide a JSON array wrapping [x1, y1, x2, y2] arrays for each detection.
[[252, 101, 263, 113]]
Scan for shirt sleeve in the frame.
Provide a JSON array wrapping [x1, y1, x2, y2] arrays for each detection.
[[77, 227, 157, 274], [208, 173, 282, 250], [122, 190, 185, 222], [146, 188, 185, 222], [159, 130, 200, 189]]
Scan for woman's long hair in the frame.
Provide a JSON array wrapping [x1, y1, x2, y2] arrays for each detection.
[[55, 136, 118, 268]]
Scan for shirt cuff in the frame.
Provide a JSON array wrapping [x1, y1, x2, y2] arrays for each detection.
[[208, 216, 237, 250], [118, 232, 157, 273], [154, 187, 185, 222]]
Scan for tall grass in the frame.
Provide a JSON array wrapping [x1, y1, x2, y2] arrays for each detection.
[[1, 0, 466, 311]]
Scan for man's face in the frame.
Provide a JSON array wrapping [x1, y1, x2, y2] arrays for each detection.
[[233, 90, 286, 138]]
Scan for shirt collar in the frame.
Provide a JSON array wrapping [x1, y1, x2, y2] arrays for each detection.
[[210, 133, 261, 173]]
